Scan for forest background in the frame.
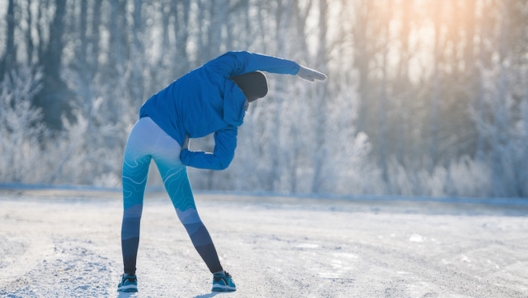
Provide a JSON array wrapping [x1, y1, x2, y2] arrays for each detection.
[[0, 0, 527, 198]]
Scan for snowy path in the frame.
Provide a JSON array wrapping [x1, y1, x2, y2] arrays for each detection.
[[1, 189, 527, 297]]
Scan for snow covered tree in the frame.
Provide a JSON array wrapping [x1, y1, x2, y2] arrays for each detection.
[[0, 66, 45, 183]]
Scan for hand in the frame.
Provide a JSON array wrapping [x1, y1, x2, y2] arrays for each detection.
[[297, 65, 327, 82], [182, 135, 190, 150]]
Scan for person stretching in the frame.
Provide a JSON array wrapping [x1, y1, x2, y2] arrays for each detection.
[[118, 51, 326, 293]]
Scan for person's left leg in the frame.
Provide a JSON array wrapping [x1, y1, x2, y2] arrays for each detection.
[[120, 119, 155, 277], [149, 127, 224, 274], [157, 163, 235, 291]]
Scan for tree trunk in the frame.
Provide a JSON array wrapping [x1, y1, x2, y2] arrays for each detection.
[[0, 0, 16, 81], [25, 0, 35, 65], [35, 0, 72, 131], [429, 0, 442, 172], [90, 0, 102, 74], [311, 0, 328, 193]]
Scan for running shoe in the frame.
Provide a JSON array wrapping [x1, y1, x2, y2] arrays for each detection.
[[212, 271, 236, 292], [117, 274, 138, 292]]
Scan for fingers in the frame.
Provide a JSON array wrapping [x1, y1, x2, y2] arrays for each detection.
[[297, 65, 327, 82], [311, 70, 327, 81]]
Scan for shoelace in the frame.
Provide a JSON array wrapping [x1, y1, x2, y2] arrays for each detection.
[[214, 272, 232, 283], [123, 275, 136, 282]]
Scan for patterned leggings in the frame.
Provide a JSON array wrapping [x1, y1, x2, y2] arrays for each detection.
[[121, 117, 223, 275]]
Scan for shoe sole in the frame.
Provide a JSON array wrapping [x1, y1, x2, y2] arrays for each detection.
[[117, 285, 138, 292], [212, 285, 236, 292]]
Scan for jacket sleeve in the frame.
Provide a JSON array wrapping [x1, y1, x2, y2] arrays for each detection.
[[179, 126, 238, 170], [205, 51, 301, 77]]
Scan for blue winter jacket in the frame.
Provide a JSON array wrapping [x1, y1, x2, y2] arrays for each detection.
[[139, 51, 300, 170]]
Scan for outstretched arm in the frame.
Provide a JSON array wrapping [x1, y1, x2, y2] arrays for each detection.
[[206, 51, 327, 82]]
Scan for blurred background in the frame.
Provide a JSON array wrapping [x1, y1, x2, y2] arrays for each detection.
[[0, 0, 527, 198]]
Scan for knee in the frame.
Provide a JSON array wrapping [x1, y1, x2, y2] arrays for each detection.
[[123, 204, 143, 218], [176, 208, 202, 225]]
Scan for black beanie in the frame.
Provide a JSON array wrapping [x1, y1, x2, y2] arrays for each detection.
[[231, 71, 268, 102]]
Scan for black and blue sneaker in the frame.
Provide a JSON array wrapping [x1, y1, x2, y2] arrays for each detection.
[[212, 271, 236, 292], [117, 274, 138, 292]]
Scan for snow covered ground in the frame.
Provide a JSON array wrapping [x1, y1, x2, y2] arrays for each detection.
[[1, 188, 527, 297]]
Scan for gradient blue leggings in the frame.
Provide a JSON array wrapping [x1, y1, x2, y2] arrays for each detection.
[[121, 117, 223, 275]]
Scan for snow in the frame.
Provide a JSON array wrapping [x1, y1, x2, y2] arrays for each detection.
[[1, 188, 528, 297]]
